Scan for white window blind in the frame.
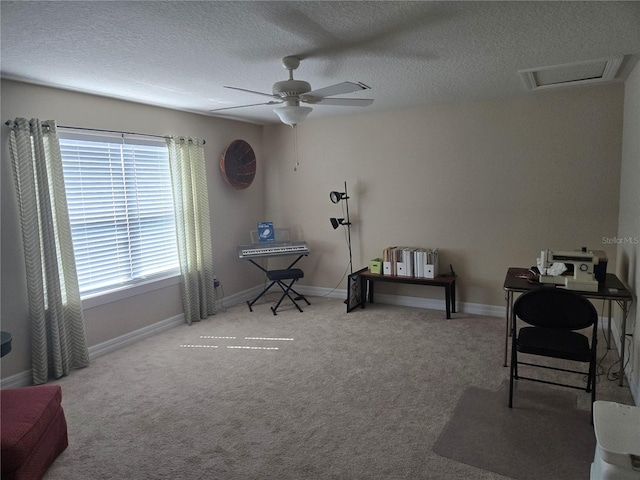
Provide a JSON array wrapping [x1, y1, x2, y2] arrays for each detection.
[[58, 130, 179, 297]]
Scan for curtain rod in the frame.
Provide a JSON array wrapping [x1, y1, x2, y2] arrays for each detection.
[[4, 121, 205, 144]]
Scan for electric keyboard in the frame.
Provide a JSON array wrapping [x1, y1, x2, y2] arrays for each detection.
[[237, 241, 310, 259]]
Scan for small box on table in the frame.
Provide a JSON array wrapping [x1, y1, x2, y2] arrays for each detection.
[[369, 258, 382, 274]]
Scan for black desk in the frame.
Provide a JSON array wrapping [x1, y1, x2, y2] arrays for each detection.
[[503, 268, 633, 386], [359, 269, 457, 319]]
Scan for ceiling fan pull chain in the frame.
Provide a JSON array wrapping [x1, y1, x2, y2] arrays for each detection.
[[293, 125, 300, 172]]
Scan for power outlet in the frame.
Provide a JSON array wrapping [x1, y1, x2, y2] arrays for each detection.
[[214, 277, 220, 288]]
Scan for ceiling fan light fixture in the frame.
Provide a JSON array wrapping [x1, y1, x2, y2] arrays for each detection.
[[273, 105, 313, 126]]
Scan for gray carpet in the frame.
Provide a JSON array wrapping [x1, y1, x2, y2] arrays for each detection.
[[42, 296, 633, 479], [433, 385, 595, 480]]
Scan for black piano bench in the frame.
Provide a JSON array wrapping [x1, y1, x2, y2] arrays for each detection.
[[266, 269, 310, 315]]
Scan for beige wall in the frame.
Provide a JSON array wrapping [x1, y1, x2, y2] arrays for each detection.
[[618, 61, 640, 401], [1, 80, 264, 378], [264, 84, 624, 309], [1, 79, 628, 385]]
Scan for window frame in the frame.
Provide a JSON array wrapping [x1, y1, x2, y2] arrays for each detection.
[[58, 128, 181, 307]]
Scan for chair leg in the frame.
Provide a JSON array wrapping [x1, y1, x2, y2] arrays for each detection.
[[586, 350, 594, 393], [288, 285, 310, 305], [270, 279, 304, 315], [509, 344, 517, 408], [589, 366, 596, 425], [590, 348, 596, 425], [590, 380, 596, 425], [247, 280, 277, 312], [592, 361, 596, 403], [587, 338, 597, 393], [281, 281, 304, 312], [509, 368, 514, 408]]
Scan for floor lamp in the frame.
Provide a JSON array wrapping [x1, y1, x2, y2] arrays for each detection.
[[329, 181, 353, 275]]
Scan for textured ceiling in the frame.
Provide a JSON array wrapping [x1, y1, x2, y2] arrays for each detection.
[[1, 1, 639, 125]]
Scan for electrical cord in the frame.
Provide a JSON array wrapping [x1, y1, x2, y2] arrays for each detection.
[[593, 299, 633, 385], [320, 262, 351, 298], [215, 281, 227, 312]]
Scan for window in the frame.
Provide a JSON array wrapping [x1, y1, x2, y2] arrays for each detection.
[[58, 130, 179, 298]]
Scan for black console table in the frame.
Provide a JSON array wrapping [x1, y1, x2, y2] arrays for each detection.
[[358, 269, 457, 319]]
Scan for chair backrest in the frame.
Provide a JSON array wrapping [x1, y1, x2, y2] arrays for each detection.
[[513, 288, 597, 330]]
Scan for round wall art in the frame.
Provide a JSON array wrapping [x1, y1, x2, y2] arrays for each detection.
[[219, 139, 256, 190]]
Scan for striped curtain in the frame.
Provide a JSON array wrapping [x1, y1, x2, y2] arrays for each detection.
[[8, 118, 90, 384], [166, 136, 217, 325]]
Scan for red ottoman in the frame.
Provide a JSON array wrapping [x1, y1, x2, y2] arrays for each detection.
[[1, 385, 68, 480]]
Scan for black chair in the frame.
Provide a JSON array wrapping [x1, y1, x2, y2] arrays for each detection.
[[509, 288, 598, 418], [266, 269, 310, 315]]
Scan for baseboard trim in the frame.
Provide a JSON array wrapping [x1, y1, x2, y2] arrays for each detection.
[[217, 285, 265, 310], [4, 285, 636, 404], [88, 313, 185, 360], [295, 285, 506, 318], [1, 314, 186, 389], [0, 370, 33, 389]]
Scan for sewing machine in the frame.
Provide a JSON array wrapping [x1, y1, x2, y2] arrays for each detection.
[[537, 249, 601, 292]]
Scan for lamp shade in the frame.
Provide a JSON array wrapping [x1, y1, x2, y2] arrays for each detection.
[[273, 106, 313, 126], [330, 217, 344, 229], [329, 191, 345, 204]]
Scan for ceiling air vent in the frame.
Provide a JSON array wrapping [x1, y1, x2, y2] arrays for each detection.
[[519, 57, 623, 91]]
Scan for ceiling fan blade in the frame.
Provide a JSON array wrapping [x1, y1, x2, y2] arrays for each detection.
[[311, 98, 374, 107], [305, 81, 370, 99], [209, 101, 282, 113], [224, 86, 278, 98]]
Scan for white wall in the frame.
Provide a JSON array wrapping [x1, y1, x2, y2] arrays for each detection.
[[618, 62, 640, 402]]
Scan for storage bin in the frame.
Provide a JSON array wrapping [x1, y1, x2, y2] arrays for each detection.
[[369, 258, 382, 274], [590, 401, 640, 480], [424, 263, 439, 279]]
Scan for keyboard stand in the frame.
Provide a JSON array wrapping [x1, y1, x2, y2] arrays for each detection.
[[245, 254, 307, 312]]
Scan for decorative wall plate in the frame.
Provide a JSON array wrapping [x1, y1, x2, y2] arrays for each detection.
[[219, 139, 256, 190]]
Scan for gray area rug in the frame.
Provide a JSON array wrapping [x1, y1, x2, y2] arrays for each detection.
[[433, 385, 596, 480]]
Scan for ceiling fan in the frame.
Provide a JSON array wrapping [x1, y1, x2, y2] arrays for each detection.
[[209, 56, 373, 126]]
